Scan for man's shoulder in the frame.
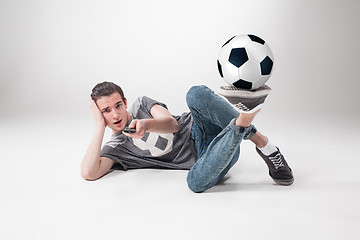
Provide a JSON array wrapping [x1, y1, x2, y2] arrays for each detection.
[[132, 96, 152, 106], [128, 96, 152, 117], [129, 96, 147, 111], [130, 96, 167, 114]]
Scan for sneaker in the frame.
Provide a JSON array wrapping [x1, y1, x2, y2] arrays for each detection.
[[256, 147, 294, 186], [218, 85, 271, 113]]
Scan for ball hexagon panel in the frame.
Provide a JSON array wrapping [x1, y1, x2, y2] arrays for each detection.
[[228, 35, 252, 49], [245, 41, 269, 63], [218, 43, 232, 64], [264, 44, 274, 60], [221, 60, 241, 84], [253, 75, 270, 89], [238, 60, 261, 83]]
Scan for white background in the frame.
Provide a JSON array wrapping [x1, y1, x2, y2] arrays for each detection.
[[1, 0, 360, 239]]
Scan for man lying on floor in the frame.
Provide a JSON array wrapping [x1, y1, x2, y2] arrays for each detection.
[[81, 81, 293, 193]]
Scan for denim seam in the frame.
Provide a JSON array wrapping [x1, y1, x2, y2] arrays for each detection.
[[197, 132, 241, 192]]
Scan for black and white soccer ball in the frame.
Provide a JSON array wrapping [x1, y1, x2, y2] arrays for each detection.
[[217, 34, 274, 90]]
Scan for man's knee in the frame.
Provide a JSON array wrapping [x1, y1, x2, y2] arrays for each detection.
[[186, 85, 211, 109], [187, 178, 205, 193], [186, 171, 207, 193]]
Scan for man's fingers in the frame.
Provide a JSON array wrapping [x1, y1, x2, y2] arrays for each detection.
[[88, 96, 106, 128], [89, 96, 97, 109], [129, 120, 137, 129], [124, 120, 146, 139]]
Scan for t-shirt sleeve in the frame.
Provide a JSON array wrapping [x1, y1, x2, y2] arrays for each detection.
[[138, 96, 168, 114], [100, 145, 127, 170]]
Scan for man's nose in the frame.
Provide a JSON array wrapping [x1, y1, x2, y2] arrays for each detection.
[[112, 110, 120, 119]]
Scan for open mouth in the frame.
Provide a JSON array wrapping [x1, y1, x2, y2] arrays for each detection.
[[114, 120, 122, 125]]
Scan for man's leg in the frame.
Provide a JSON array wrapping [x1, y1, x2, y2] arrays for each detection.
[[186, 85, 241, 160], [250, 131, 294, 186], [186, 109, 260, 193], [219, 85, 294, 186], [185, 85, 294, 192], [185, 85, 258, 193], [186, 85, 239, 131]]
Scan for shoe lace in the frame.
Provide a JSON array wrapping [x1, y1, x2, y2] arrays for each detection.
[[269, 153, 284, 169]]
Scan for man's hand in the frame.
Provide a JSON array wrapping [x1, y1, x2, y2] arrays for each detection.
[[123, 119, 146, 138], [123, 104, 179, 139], [89, 96, 106, 128]]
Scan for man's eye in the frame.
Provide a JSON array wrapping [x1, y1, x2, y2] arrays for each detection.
[[103, 109, 109, 113], [116, 104, 122, 108]]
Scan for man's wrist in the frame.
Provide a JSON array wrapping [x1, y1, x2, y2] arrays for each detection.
[[140, 119, 149, 132], [95, 124, 106, 132]]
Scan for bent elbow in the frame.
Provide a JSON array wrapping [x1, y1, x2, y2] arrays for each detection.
[[81, 169, 99, 181], [172, 119, 179, 133]]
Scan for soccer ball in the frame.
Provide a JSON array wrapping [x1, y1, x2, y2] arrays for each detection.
[[217, 34, 274, 90]]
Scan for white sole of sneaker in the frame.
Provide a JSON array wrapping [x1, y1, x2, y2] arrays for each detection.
[[217, 93, 267, 113], [217, 84, 271, 98], [233, 102, 264, 113]]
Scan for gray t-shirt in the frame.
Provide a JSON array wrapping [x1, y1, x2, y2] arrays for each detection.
[[100, 96, 197, 170]]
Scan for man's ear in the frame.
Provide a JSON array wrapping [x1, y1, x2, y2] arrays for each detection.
[[124, 97, 127, 108]]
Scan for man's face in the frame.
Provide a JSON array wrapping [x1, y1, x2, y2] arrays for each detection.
[[95, 92, 129, 134]]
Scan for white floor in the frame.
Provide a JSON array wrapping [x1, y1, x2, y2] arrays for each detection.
[[1, 112, 360, 240]]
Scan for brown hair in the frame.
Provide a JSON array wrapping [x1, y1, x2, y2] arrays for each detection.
[[91, 81, 125, 102]]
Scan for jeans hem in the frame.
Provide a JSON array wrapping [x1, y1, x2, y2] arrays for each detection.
[[229, 118, 256, 139]]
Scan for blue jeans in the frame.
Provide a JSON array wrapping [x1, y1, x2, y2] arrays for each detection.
[[186, 85, 257, 193]]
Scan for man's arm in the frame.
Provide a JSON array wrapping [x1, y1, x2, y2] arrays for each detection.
[[81, 98, 115, 180], [124, 104, 179, 138]]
